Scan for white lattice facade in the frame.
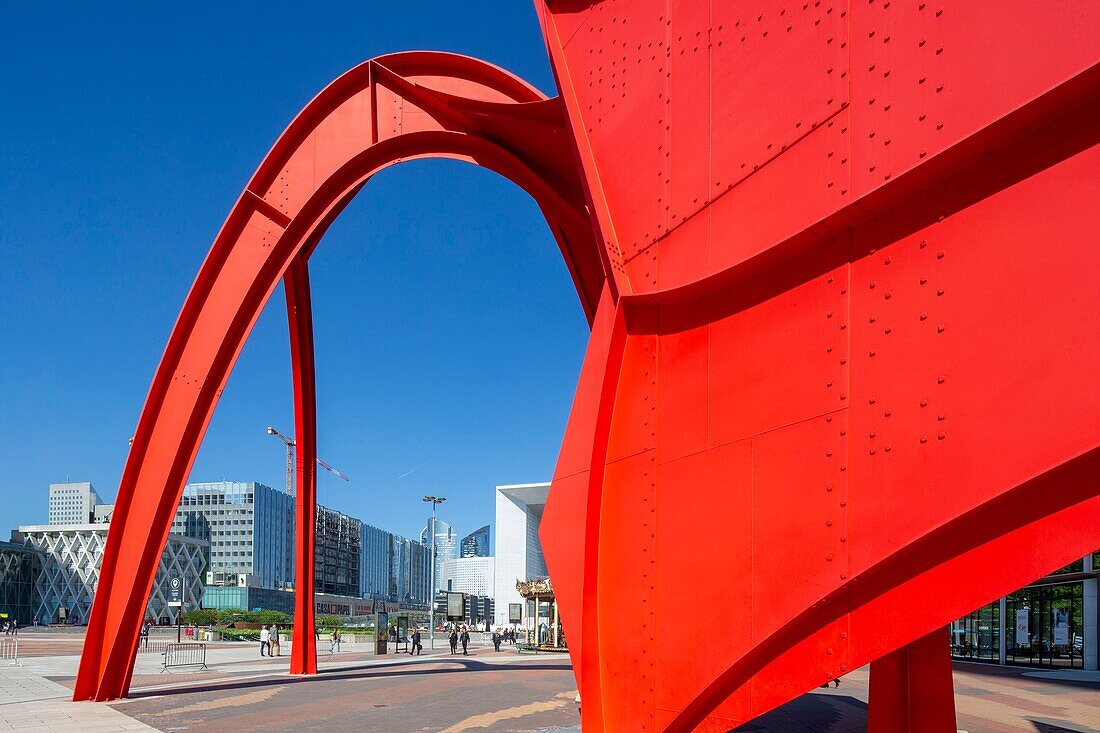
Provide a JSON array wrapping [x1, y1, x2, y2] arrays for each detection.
[[16, 524, 207, 625]]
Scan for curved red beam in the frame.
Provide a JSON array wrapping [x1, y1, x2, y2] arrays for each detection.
[[74, 52, 603, 701]]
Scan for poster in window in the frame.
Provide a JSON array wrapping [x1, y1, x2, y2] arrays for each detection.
[[1053, 608, 1069, 645], [1015, 608, 1029, 642]]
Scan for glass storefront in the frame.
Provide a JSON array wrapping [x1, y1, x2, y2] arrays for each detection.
[[951, 601, 999, 662], [1005, 583, 1083, 669], [952, 580, 1089, 669]]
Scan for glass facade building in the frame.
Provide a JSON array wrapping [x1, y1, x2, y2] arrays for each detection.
[[393, 536, 431, 609], [0, 540, 42, 625], [460, 525, 490, 558], [360, 523, 392, 600], [315, 506, 360, 597], [173, 481, 295, 590]]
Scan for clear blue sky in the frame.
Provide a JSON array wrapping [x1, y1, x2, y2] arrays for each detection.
[[0, 3, 588, 544]]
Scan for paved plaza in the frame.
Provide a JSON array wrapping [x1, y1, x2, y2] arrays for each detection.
[[0, 631, 1097, 732]]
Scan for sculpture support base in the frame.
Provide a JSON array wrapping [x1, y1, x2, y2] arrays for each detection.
[[868, 627, 957, 733]]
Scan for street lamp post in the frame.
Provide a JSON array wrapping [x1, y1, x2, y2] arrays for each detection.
[[423, 495, 446, 650]]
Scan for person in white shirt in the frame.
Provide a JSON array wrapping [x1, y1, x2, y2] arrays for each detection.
[[259, 625, 271, 657]]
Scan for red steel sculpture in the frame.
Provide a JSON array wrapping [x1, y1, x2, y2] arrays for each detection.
[[75, 2, 1098, 732]]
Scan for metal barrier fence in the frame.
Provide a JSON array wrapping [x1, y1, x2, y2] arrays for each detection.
[[137, 638, 172, 655], [1, 637, 20, 666], [161, 642, 207, 672]]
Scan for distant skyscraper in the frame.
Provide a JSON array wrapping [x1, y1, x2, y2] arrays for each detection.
[[420, 517, 458, 590], [460, 525, 490, 558], [48, 482, 101, 525]]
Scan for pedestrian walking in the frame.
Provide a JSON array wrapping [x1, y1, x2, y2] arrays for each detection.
[[410, 628, 422, 656], [270, 624, 281, 656], [460, 626, 470, 656], [10, 619, 18, 636], [449, 627, 458, 654], [492, 628, 502, 652], [330, 626, 341, 654], [259, 625, 271, 657], [140, 621, 149, 649]]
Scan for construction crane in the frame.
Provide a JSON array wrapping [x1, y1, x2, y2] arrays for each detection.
[[266, 426, 349, 495]]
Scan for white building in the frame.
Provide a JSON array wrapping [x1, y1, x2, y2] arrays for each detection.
[[441, 556, 495, 597], [15, 523, 207, 625], [493, 482, 549, 626], [48, 482, 101, 525]]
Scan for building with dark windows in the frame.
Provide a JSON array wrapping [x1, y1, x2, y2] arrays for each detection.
[[315, 506, 361, 597], [0, 539, 42, 626], [460, 525, 490, 558], [951, 551, 1099, 671]]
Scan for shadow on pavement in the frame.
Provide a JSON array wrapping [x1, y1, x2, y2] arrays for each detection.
[[1031, 721, 1099, 733], [124, 657, 572, 700], [731, 693, 867, 732]]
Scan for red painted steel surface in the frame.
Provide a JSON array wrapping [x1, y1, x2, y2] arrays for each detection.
[[534, 1, 1100, 730], [75, 3, 1100, 731]]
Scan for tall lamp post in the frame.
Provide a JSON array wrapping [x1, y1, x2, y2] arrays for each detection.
[[423, 495, 446, 650]]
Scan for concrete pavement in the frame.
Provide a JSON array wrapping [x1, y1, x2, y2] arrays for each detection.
[[2, 629, 1098, 732]]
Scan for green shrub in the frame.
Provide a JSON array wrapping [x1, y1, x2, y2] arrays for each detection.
[[181, 609, 218, 626], [218, 628, 261, 642]]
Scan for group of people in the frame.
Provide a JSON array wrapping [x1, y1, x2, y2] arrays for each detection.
[[258, 624, 283, 656], [491, 627, 518, 651], [448, 625, 472, 655], [1, 619, 17, 635]]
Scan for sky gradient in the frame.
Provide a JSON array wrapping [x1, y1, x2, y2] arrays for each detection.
[[0, 3, 589, 544]]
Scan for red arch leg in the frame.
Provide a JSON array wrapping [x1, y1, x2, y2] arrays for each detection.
[[868, 627, 957, 733], [74, 52, 602, 701], [285, 256, 318, 675]]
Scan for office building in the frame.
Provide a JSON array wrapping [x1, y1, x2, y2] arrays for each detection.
[[442, 556, 495, 597], [421, 517, 458, 590], [48, 482, 101, 525], [315, 505, 360, 597], [172, 481, 295, 590], [493, 482, 549, 627], [434, 590, 495, 628], [0, 540, 42, 626], [360, 523, 392, 600], [15, 524, 206, 625], [359, 523, 432, 610], [460, 525, 490, 558], [393, 535, 432, 609]]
